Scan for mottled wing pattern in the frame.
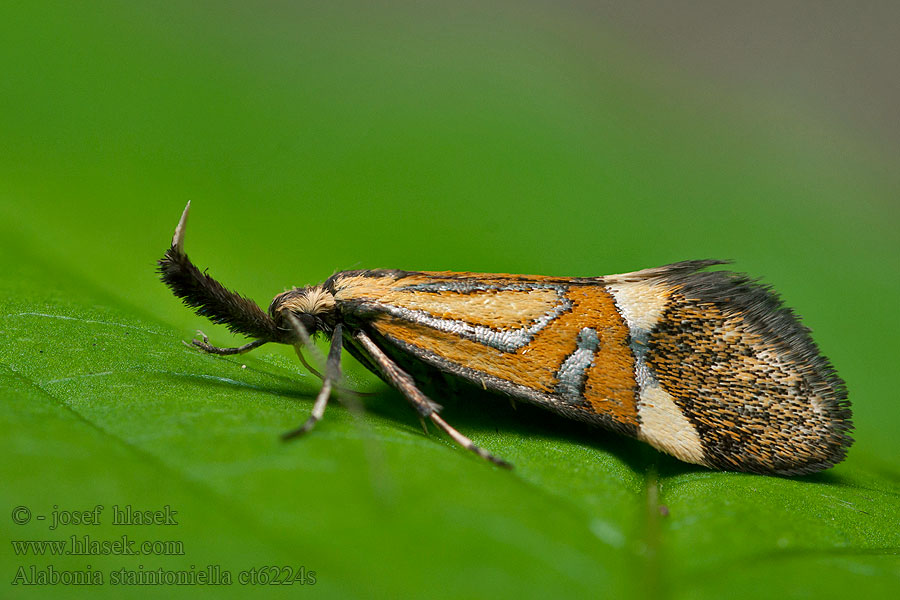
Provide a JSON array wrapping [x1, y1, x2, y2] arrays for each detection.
[[633, 270, 851, 474]]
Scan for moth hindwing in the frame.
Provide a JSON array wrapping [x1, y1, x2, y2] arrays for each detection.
[[158, 203, 852, 475]]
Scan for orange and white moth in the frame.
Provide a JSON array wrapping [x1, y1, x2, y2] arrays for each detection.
[[158, 203, 852, 475]]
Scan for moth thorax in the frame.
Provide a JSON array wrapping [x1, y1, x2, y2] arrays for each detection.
[[268, 285, 337, 339]]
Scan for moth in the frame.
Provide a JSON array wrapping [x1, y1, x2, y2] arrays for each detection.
[[158, 203, 852, 475]]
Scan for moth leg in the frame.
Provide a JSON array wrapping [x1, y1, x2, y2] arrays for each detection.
[[295, 343, 376, 398], [282, 321, 344, 440], [354, 330, 512, 469], [188, 331, 267, 355], [293, 344, 326, 380], [429, 413, 511, 469]]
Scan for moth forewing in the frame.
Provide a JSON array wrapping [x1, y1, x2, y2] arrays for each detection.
[[326, 267, 851, 475], [159, 204, 852, 475]]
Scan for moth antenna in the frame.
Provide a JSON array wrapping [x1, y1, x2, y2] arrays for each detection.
[[158, 203, 281, 342], [172, 200, 190, 253]]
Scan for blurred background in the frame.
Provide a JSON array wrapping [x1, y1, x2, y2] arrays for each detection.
[[2, 2, 898, 598]]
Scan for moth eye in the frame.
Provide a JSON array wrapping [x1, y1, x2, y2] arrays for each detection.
[[296, 312, 317, 335]]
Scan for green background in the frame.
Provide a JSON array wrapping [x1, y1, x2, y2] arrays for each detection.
[[2, 2, 898, 598]]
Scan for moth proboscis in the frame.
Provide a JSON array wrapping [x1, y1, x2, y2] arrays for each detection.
[[157, 202, 852, 475]]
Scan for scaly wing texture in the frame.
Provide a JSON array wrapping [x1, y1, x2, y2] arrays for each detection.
[[328, 262, 851, 474], [612, 265, 852, 475]]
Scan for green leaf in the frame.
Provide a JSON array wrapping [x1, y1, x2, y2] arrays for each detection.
[[2, 2, 898, 598]]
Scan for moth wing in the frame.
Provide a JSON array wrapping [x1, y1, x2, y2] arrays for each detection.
[[330, 269, 642, 435], [330, 265, 852, 475]]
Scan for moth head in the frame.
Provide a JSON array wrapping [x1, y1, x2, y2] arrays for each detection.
[[269, 285, 337, 341]]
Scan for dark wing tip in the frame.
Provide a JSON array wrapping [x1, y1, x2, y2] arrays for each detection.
[[667, 269, 852, 474]]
